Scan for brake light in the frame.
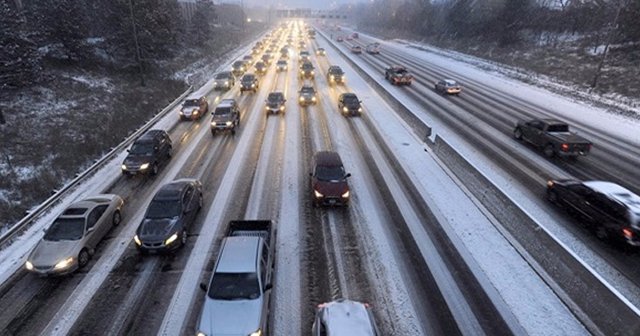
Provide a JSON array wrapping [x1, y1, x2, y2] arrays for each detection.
[[561, 143, 569, 152], [623, 228, 634, 239]]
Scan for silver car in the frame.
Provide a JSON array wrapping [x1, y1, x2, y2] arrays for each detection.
[[312, 299, 380, 335], [25, 194, 124, 276]]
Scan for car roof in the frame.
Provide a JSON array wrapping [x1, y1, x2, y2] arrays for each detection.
[[584, 181, 640, 214], [317, 299, 376, 335], [215, 71, 232, 77], [137, 129, 166, 142], [268, 92, 284, 97], [217, 99, 236, 107], [444, 79, 458, 85], [242, 74, 256, 79], [153, 180, 188, 201], [341, 93, 358, 99], [315, 151, 343, 167], [215, 236, 261, 273]]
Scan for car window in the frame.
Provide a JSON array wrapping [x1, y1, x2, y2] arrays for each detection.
[[208, 272, 260, 300], [145, 200, 181, 219], [315, 165, 345, 181], [568, 184, 592, 197], [214, 107, 232, 116], [44, 218, 85, 241], [528, 121, 544, 130], [87, 205, 108, 229], [183, 186, 193, 208], [129, 142, 154, 155]]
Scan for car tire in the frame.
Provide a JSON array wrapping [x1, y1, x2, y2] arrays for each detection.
[[198, 194, 203, 211], [151, 163, 159, 175], [231, 128, 236, 135], [180, 229, 188, 247], [78, 249, 90, 268], [167, 146, 172, 158], [547, 190, 558, 203], [543, 144, 555, 158], [211, 130, 216, 136], [514, 128, 523, 140], [112, 210, 122, 226]]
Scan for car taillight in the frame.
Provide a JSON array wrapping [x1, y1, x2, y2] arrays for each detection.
[[561, 143, 569, 152], [623, 228, 634, 239]]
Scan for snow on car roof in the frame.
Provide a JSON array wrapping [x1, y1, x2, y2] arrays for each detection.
[[319, 299, 375, 335], [444, 79, 458, 85], [584, 181, 640, 213]]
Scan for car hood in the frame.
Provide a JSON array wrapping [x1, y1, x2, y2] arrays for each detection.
[[181, 106, 199, 115], [241, 81, 254, 86], [138, 217, 179, 241], [29, 239, 81, 266], [301, 93, 315, 99], [313, 179, 349, 197], [212, 114, 233, 122], [267, 102, 282, 108], [124, 154, 153, 166], [198, 298, 262, 335], [344, 102, 361, 109]]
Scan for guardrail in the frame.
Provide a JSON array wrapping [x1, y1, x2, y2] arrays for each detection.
[[0, 86, 193, 248]]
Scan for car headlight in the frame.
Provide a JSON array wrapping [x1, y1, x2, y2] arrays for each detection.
[[342, 191, 350, 198], [121, 164, 128, 171], [311, 97, 316, 101], [314, 190, 323, 198], [250, 329, 262, 336], [134, 235, 142, 246], [225, 81, 229, 86], [358, 107, 362, 112], [196, 332, 207, 336], [299, 97, 304, 102], [25, 260, 34, 271], [139, 163, 150, 170], [310, 71, 314, 75], [251, 83, 255, 87], [211, 121, 217, 126], [54, 257, 74, 270], [165, 233, 178, 246], [280, 106, 285, 111], [179, 111, 184, 115], [193, 111, 199, 115], [330, 75, 335, 81], [343, 107, 348, 112], [225, 121, 232, 126]]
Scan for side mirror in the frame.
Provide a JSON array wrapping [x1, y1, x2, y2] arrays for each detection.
[[345, 173, 352, 178], [199, 282, 208, 292], [87, 227, 95, 233], [265, 283, 273, 291]]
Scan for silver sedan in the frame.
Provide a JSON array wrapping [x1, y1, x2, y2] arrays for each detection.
[[25, 194, 124, 276]]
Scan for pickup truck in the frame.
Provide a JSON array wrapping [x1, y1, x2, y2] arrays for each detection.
[[197, 220, 275, 336], [385, 65, 413, 85], [514, 119, 592, 158]]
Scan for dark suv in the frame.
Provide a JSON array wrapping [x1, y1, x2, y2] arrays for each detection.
[[134, 179, 203, 253], [327, 66, 345, 85], [121, 130, 172, 176], [310, 151, 351, 207], [338, 93, 362, 116], [211, 99, 240, 135], [240, 74, 259, 93], [299, 61, 315, 79], [547, 179, 640, 246]]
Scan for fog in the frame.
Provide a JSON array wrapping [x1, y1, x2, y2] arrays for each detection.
[[246, 0, 356, 10]]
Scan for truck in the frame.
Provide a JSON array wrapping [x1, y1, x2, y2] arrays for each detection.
[[514, 118, 592, 158], [197, 220, 275, 336], [384, 65, 413, 86]]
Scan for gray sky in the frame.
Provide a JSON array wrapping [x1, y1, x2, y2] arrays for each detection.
[[245, 0, 358, 10]]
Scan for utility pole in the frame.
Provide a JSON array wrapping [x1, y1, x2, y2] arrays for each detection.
[[128, 0, 145, 87], [590, 2, 623, 91]]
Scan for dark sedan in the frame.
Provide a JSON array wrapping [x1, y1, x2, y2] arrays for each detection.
[[134, 179, 203, 253], [338, 93, 362, 116]]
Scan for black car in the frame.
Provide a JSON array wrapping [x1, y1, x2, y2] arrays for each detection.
[[240, 74, 259, 93], [338, 93, 362, 116], [299, 61, 315, 79], [134, 179, 203, 253], [547, 179, 640, 246], [265, 92, 286, 115], [327, 65, 345, 85], [121, 130, 172, 176]]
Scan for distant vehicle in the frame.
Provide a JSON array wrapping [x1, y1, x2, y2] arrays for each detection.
[[231, 60, 247, 76], [134, 179, 202, 254], [327, 65, 345, 84], [25, 194, 124, 276], [299, 61, 315, 79], [242, 55, 254, 65], [196, 220, 275, 336], [366, 43, 380, 54], [280, 46, 290, 59], [514, 119, 592, 158], [265, 92, 286, 115], [338, 93, 362, 116], [254, 61, 268, 75], [336, 36, 344, 42], [211, 99, 240, 135], [312, 299, 380, 336], [298, 85, 318, 106], [179, 95, 208, 121], [346, 36, 353, 41], [384, 65, 413, 85], [276, 59, 288, 71], [308, 28, 316, 38], [310, 151, 351, 207], [121, 130, 172, 176], [351, 32, 359, 39], [316, 48, 326, 56], [299, 50, 311, 61], [434, 79, 462, 95], [350, 45, 362, 54], [547, 180, 640, 246], [240, 73, 259, 93], [261, 53, 273, 65], [213, 71, 236, 91]]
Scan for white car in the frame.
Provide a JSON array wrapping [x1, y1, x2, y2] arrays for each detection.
[[312, 299, 380, 335]]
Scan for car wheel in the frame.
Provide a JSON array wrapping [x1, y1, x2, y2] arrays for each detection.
[[112, 210, 122, 226], [547, 190, 558, 203], [198, 194, 203, 210], [180, 229, 188, 247], [543, 144, 555, 158], [595, 226, 609, 241], [514, 128, 523, 140], [167, 146, 172, 158], [151, 163, 159, 175], [78, 249, 90, 268], [231, 128, 236, 135]]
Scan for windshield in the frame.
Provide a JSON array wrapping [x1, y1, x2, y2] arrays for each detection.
[[303, 64, 313, 70], [208, 272, 260, 300], [44, 218, 85, 241], [242, 75, 255, 82], [344, 96, 359, 104], [183, 99, 199, 107], [330, 68, 343, 74], [315, 165, 345, 181], [214, 73, 227, 79], [129, 142, 154, 155], [548, 124, 569, 132], [268, 94, 283, 102], [145, 200, 181, 219], [301, 87, 315, 94], [232, 62, 243, 68], [214, 107, 231, 115]]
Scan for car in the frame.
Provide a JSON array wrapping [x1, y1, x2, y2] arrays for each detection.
[[240, 73, 259, 93], [213, 71, 236, 91], [310, 151, 351, 207], [336, 36, 344, 42], [351, 32, 359, 39], [299, 61, 315, 79], [134, 179, 202, 254], [298, 85, 317, 106], [261, 53, 273, 65], [385, 65, 413, 85], [327, 65, 345, 84], [434, 79, 462, 95], [338, 93, 363, 116], [547, 180, 640, 246], [179, 95, 208, 121], [316, 48, 326, 56], [514, 119, 592, 158], [121, 130, 172, 176], [211, 99, 240, 135], [196, 220, 275, 336], [254, 61, 268, 75], [280, 46, 290, 59], [265, 92, 286, 115], [232, 60, 247, 77], [366, 43, 380, 54], [276, 59, 288, 71], [299, 50, 310, 61], [350, 45, 362, 54], [242, 55, 254, 65], [346, 36, 353, 41], [312, 299, 380, 336], [25, 194, 124, 276]]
